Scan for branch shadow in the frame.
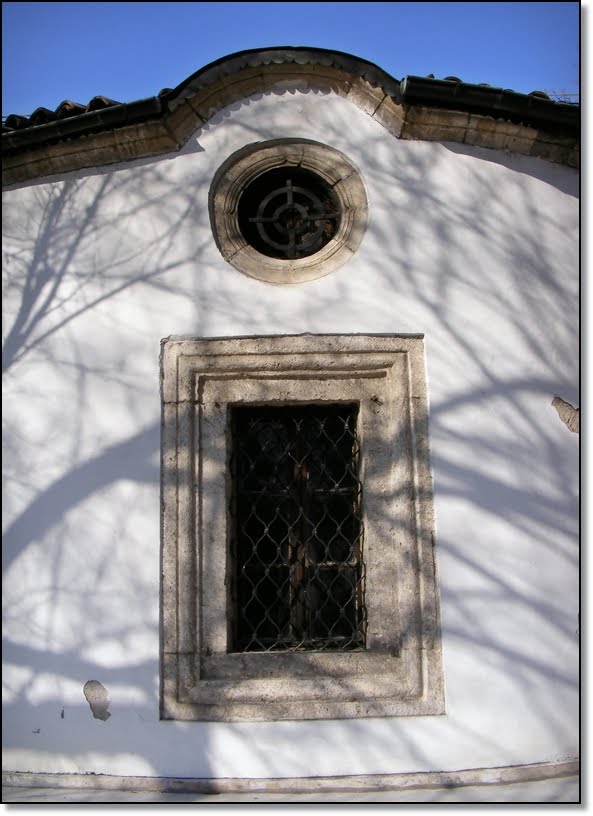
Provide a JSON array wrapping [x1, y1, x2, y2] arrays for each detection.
[[2, 83, 579, 783]]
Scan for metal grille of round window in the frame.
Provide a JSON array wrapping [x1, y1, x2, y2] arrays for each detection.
[[230, 404, 366, 652], [238, 168, 341, 260]]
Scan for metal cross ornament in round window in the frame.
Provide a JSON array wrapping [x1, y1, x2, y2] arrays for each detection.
[[238, 168, 341, 260]]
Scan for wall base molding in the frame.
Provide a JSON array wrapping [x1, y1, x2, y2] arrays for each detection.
[[2, 760, 579, 796]]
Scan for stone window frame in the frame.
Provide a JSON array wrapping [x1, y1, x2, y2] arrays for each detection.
[[160, 334, 445, 721], [208, 139, 368, 284]]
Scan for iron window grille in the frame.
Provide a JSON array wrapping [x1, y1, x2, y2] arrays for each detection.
[[237, 167, 341, 260], [230, 403, 366, 652]]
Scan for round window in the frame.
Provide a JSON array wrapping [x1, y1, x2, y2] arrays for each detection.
[[209, 139, 368, 284], [237, 167, 341, 260]]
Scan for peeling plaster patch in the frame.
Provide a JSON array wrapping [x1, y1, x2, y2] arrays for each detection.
[[83, 680, 111, 721], [552, 396, 580, 433]]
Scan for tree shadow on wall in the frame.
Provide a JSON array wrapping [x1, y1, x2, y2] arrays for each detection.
[[2, 87, 580, 784]]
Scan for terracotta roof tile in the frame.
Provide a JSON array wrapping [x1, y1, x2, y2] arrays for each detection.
[[4, 95, 122, 131]]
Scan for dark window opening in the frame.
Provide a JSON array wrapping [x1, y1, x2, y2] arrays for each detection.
[[230, 403, 366, 652], [237, 167, 341, 260]]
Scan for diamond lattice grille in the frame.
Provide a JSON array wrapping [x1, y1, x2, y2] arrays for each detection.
[[230, 404, 366, 652]]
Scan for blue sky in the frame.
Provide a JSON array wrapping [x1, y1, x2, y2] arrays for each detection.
[[2, 1, 581, 118]]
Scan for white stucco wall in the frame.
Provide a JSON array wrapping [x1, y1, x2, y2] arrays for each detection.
[[2, 88, 579, 780]]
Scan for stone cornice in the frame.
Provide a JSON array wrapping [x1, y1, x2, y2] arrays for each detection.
[[2, 48, 579, 187]]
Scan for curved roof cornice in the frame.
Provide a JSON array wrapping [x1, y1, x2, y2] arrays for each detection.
[[2, 46, 579, 186], [165, 47, 404, 107]]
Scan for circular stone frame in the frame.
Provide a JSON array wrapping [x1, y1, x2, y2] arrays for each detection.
[[209, 139, 368, 284]]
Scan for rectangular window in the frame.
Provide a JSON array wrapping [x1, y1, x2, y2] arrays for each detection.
[[231, 404, 365, 652], [160, 334, 445, 721]]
